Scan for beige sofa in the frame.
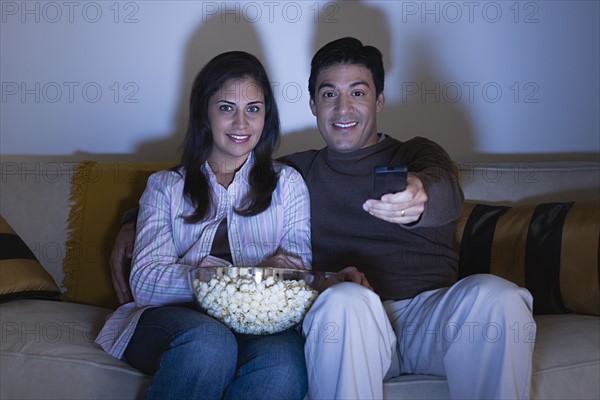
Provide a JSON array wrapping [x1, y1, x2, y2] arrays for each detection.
[[1, 160, 599, 399]]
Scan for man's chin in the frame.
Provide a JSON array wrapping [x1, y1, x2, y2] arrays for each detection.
[[328, 142, 360, 153], [324, 130, 378, 153]]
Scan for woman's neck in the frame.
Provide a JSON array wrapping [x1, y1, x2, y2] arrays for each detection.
[[207, 153, 252, 188], [205, 164, 232, 188], [207, 161, 246, 188]]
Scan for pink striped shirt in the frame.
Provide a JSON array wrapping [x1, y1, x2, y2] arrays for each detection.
[[95, 154, 311, 358]]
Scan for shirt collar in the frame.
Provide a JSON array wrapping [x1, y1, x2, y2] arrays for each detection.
[[202, 151, 254, 185]]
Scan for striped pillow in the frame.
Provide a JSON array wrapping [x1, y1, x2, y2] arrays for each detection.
[[62, 161, 174, 309], [0, 215, 61, 303], [455, 202, 600, 316]]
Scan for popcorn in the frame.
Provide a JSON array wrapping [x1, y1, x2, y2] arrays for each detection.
[[192, 267, 319, 335]]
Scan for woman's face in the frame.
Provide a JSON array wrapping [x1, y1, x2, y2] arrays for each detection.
[[207, 77, 265, 170]]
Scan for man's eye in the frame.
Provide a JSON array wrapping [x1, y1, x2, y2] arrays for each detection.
[[353, 91, 365, 96], [247, 105, 260, 113], [219, 105, 233, 111], [322, 92, 336, 98]]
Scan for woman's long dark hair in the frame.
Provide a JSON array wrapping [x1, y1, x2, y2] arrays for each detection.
[[180, 51, 280, 223]]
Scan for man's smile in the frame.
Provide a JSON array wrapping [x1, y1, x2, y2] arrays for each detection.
[[333, 122, 358, 129]]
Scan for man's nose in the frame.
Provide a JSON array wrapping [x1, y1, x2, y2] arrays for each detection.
[[335, 94, 353, 115]]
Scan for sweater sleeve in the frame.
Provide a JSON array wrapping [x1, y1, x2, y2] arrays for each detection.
[[402, 137, 464, 228], [277, 150, 319, 177]]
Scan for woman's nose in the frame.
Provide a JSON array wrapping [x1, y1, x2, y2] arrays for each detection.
[[233, 110, 248, 129]]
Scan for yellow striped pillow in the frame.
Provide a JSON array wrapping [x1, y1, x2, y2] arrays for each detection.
[[455, 202, 600, 316], [62, 161, 175, 309], [0, 215, 61, 302]]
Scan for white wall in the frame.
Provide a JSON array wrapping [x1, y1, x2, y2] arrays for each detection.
[[1, 0, 598, 162]]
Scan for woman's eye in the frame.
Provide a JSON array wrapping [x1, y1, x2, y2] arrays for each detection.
[[247, 105, 260, 113], [219, 105, 233, 111]]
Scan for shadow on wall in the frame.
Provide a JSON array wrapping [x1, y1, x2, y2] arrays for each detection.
[[381, 36, 477, 161], [277, 0, 598, 163], [126, 0, 478, 161], [276, 0, 477, 160], [133, 13, 268, 161], [5, 1, 596, 163]]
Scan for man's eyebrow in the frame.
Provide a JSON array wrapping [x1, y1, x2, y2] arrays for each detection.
[[349, 81, 371, 88], [317, 82, 336, 92], [317, 81, 371, 91]]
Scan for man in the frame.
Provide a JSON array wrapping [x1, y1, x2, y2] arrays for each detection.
[[111, 37, 535, 399]]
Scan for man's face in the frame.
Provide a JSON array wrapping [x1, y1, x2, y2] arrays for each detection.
[[310, 64, 384, 153]]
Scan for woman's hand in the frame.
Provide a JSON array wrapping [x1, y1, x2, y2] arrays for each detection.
[[318, 266, 374, 291], [258, 249, 305, 269]]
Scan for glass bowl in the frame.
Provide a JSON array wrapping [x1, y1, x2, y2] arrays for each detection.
[[189, 266, 334, 335]]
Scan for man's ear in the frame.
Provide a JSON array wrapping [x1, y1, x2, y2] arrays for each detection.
[[309, 97, 317, 116], [376, 92, 385, 113]]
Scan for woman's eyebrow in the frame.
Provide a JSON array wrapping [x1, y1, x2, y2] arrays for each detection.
[[216, 100, 264, 105]]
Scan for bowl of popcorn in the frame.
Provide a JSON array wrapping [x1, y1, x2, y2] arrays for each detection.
[[190, 267, 333, 335]]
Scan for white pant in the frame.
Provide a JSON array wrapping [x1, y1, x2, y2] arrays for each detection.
[[302, 274, 536, 400]]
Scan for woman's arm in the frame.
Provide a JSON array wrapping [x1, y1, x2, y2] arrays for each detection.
[[129, 171, 195, 306], [276, 165, 312, 268]]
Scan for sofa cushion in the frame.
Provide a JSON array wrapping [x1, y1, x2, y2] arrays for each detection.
[[455, 202, 600, 315], [62, 161, 174, 309], [62, 160, 600, 315], [0, 299, 150, 399], [382, 314, 600, 400], [0, 215, 61, 303], [531, 314, 600, 400]]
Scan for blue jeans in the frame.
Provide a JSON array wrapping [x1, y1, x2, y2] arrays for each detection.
[[124, 305, 307, 400]]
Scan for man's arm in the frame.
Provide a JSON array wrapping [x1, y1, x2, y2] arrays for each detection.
[[362, 173, 428, 225], [110, 212, 137, 304], [362, 137, 463, 227]]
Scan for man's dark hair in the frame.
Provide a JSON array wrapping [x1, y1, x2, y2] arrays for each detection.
[[308, 37, 385, 101]]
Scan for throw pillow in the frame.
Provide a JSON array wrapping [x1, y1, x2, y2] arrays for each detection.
[[455, 201, 600, 316], [0, 215, 61, 303], [62, 161, 175, 309]]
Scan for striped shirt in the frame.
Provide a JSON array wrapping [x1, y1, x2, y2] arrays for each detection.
[[95, 153, 312, 358]]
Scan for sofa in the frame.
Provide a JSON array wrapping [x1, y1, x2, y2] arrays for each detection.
[[1, 159, 599, 400]]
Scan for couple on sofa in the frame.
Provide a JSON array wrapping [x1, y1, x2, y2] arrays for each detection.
[[98, 37, 536, 400]]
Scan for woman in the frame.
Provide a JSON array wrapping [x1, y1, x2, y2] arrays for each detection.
[[95, 51, 311, 400]]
